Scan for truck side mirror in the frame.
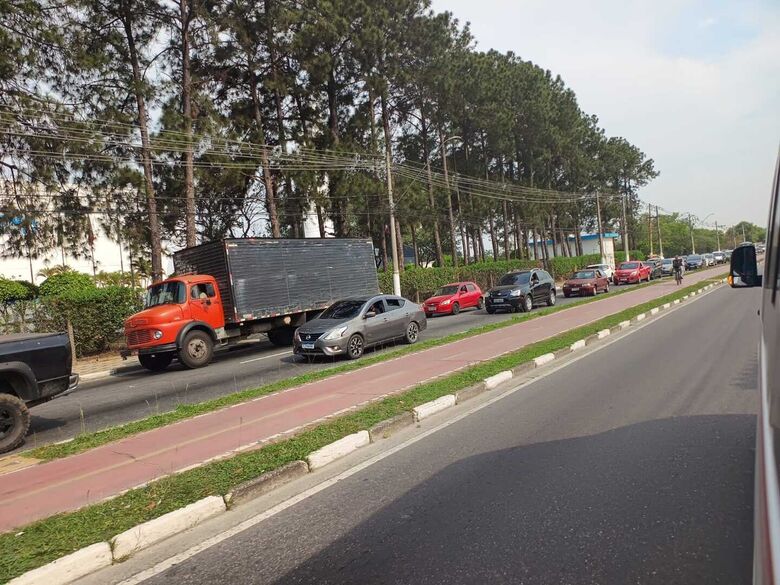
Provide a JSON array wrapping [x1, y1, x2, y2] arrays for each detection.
[[729, 244, 762, 288]]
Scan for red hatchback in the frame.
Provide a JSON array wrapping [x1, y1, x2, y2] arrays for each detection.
[[613, 261, 651, 285], [424, 282, 484, 317]]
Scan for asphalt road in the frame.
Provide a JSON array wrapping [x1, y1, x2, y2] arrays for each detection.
[[136, 282, 759, 585], [21, 277, 661, 450]]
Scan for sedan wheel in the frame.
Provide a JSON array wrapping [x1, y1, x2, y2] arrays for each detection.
[[604, 282, 609, 293], [547, 290, 556, 306], [451, 302, 460, 316], [477, 297, 485, 310], [521, 295, 533, 313], [405, 321, 420, 344], [347, 334, 364, 360]]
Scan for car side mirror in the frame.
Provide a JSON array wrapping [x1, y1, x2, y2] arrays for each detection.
[[729, 245, 762, 288], [365, 311, 377, 319]]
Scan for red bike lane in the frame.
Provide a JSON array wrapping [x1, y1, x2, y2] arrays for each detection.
[[0, 268, 723, 532]]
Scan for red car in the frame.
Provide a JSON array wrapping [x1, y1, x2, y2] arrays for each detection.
[[424, 282, 484, 317], [562, 269, 610, 297], [613, 261, 651, 285]]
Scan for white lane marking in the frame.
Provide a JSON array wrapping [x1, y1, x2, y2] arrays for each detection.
[[239, 351, 293, 364], [116, 285, 722, 585]]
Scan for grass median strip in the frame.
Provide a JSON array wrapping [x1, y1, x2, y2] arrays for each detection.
[[27, 277, 666, 461], [0, 279, 720, 584]]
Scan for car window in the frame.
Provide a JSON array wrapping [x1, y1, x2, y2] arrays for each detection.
[[499, 272, 530, 286], [385, 298, 405, 311], [466, 284, 476, 292], [573, 271, 596, 279], [619, 262, 639, 270], [539, 271, 552, 281], [370, 300, 386, 314], [190, 283, 215, 300]]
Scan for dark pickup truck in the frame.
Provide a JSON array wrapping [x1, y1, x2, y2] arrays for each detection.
[[0, 332, 79, 453]]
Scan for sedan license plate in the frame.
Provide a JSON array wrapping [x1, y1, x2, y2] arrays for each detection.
[[301, 343, 315, 350], [570, 287, 580, 292], [492, 298, 504, 303]]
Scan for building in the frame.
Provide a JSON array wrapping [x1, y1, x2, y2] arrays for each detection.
[[528, 232, 620, 267]]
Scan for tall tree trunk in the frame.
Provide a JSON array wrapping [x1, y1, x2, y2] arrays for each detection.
[[121, 5, 162, 280], [531, 227, 538, 261], [327, 69, 347, 236], [488, 213, 498, 261], [380, 223, 389, 271], [395, 219, 404, 271], [410, 222, 419, 267], [249, 66, 281, 237], [549, 215, 557, 257], [380, 91, 402, 273], [421, 114, 444, 266], [438, 129, 458, 267], [180, 0, 196, 247], [502, 199, 510, 260], [316, 203, 325, 237]]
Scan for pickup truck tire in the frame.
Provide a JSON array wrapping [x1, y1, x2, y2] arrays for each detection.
[[268, 327, 296, 347], [139, 353, 174, 372], [178, 331, 214, 369], [0, 393, 30, 453]]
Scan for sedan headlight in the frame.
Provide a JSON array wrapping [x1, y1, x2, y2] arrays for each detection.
[[509, 289, 523, 297], [294, 328, 301, 342], [323, 326, 348, 340], [631, 271, 638, 276], [153, 330, 163, 340], [441, 299, 451, 305]]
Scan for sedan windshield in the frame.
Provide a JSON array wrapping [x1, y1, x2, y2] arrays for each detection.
[[499, 272, 531, 286], [688, 255, 702, 261], [662, 259, 673, 265], [619, 262, 639, 270], [145, 281, 185, 308], [572, 271, 596, 279], [434, 285, 459, 296], [319, 300, 366, 320]]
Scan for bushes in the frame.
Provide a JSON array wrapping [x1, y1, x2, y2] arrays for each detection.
[[0, 279, 36, 304], [378, 252, 647, 300], [39, 271, 95, 297], [34, 287, 142, 357]]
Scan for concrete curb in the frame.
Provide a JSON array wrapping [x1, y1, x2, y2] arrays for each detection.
[[227, 461, 309, 507], [8, 542, 112, 585], [554, 347, 572, 359], [413, 394, 456, 421], [368, 412, 415, 442], [650, 307, 659, 315], [673, 299, 680, 305], [484, 370, 513, 390], [455, 382, 489, 404], [596, 329, 610, 339], [634, 312, 646, 322], [511, 361, 536, 377], [111, 496, 226, 560], [306, 431, 370, 470], [662, 303, 671, 309], [618, 320, 631, 329], [533, 353, 555, 367], [570, 339, 586, 351], [78, 364, 142, 382]]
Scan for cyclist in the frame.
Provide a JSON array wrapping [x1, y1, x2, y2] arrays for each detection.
[[672, 255, 684, 285]]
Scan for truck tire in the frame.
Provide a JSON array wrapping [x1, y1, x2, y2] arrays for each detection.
[[0, 393, 30, 453], [268, 327, 295, 347], [178, 330, 214, 369], [139, 353, 174, 372]]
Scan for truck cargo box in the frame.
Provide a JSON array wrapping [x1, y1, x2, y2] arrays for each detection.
[[173, 238, 379, 324]]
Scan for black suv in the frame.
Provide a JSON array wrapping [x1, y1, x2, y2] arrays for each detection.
[[485, 269, 556, 314]]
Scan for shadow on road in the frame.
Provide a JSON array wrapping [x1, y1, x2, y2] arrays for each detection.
[[271, 414, 755, 585]]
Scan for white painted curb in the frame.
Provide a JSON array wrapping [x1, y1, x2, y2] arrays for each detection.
[[484, 370, 513, 390], [8, 542, 112, 585], [619, 320, 630, 329], [673, 299, 680, 305], [570, 339, 586, 351], [650, 307, 659, 315], [413, 394, 457, 421], [111, 496, 226, 560], [597, 329, 610, 339], [683, 295, 689, 300], [662, 303, 671, 309], [307, 431, 371, 470], [534, 353, 555, 367], [635, 313, 646, 321]]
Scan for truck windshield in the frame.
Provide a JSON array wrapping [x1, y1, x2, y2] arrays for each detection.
[[145, 282, 186, 308], [319, 300, 366, 319]]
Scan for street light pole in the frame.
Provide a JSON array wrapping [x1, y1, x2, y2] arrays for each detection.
[[688, 213, 696, 254], [715, 221, 720, 250], [439, 133, 461, 268], [621, 193, 630, 262], [595, 192, 606, 263], [656, 205, 664, 258]]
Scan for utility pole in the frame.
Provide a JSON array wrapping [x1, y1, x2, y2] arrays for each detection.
[[688, 213, 696, 254], [621, 193, 630, 262], [439, 131, 459, 268], [595, 192, 606, 263], [715, 221, 721, 250], [656, 205, 664, 258], [648, 205, 653, 256], [384, 141, 401, 295], [742, 223, 747, 243]]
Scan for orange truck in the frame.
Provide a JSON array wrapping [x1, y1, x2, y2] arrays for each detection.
[[122, 238, 379, 371]]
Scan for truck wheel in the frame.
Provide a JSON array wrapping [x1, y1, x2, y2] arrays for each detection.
[[178, 330, 214, 369], [268, 327, 295, 347], [0, 393, 30, 453], [138, 353, 173, 372]]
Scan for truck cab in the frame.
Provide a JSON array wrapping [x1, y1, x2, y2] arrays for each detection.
[[124, 275, 225, 371]]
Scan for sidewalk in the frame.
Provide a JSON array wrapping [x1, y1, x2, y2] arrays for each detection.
[[0, 268, 723, 532], [75, 354, 140, 380]]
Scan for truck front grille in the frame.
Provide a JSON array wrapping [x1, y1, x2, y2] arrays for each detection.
[[127, 329, 154, 346]]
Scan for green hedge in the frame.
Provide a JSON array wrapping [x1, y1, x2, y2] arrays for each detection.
[[33, 287, 142, 357], [0, 279, 36, 303], [379, 252, 646, 300], [39, 271, 96, 297]]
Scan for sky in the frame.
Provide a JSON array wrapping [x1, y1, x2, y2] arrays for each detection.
[[432, 0, 780, 228]]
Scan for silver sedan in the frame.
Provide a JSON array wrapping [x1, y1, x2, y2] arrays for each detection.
[[293, 295, 428, 359]]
